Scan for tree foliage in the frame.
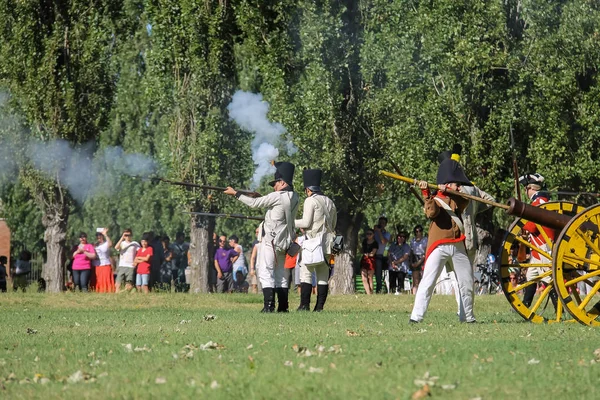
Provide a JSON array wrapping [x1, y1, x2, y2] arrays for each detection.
[[1, 0, 600, 293]]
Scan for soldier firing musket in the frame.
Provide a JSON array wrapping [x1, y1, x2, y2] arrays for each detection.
[[224, 161, 299, 313], [380, 161, 600, 326], [385, 145, 477, 324]]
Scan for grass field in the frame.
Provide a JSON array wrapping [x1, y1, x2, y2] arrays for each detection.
[[1, 292, 599, 399]]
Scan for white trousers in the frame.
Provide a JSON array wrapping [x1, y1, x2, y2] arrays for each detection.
[[435, 267, 454, 295], [300, 257, 330, 286], [526, 244, 551, 284], [410, 243, 475, 322], [256, 240, 289, 289]]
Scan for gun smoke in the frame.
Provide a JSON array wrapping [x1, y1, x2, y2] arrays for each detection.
[[1, 136, 157, 203], [227, 90, 298, 189]]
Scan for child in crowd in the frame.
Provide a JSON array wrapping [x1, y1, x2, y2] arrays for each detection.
[[13, 250, 32, 292], [134, 234, 153, 294], [233, 270, 249, 293]]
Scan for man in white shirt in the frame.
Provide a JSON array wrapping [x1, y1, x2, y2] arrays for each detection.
[[294, 169, 337, 311], [225, 161, 299, 312], [114, 229, 140, 293]]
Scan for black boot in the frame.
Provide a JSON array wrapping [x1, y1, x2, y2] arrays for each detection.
[[261, 288, 275, 313], [523, 283, 537, 307], [276, 288, 289, 313], [297, 282, 312, 311], [313, 284, 329, 312]]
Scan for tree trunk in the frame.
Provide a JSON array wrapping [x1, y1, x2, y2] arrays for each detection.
[[330, 209, 363, 295], [41, 207, 68, 293], [189, 213, 214, 293]]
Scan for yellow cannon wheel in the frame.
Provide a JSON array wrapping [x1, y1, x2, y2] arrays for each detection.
[[500, 201, 584, 323], [553, 204, 600, 326]]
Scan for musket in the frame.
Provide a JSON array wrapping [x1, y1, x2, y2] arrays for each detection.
[[379, 170, 595, 233], [379, 170, 509, 210], [183, 212, 264, 221], [134, 176, 262, 198]]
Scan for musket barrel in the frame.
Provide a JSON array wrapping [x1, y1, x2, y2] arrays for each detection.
[[378, 170, 510, 210], [136, 176, 261, 197]]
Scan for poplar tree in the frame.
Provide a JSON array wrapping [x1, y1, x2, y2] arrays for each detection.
[[0, 1, 121, 291]]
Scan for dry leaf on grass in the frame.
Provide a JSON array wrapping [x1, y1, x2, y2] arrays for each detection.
[[414, 371, 439, 387], [122, 344, 133, 353], [411, 384, 431, 399], [441, 384, 457, 390], [246, 344, 253, 350], [284, 361, 293, 367], [134, 345, 152, 353], [200, 341, 225, 350], [308, 367, 323, 374], [346, 330, 359, 337], [67, 370, 86, 384], [210, 380, 219, 389], [528, 358, 540, 365], [155, 377, 167, 384]]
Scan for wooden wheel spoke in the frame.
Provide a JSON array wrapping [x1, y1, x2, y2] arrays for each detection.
[[563, 254, 600, 268], [577, 280, 600, 311], [563, 270, 600, 287], [504, 263, 552, 269], [555, 301, 563, 321], [511, 270, 553, 293], [530, 284, 552, 313], [512, 236, 552, 260], [535, 223, 553, 251], [574, 228, 600, 259], [571, 288, 583, 305]]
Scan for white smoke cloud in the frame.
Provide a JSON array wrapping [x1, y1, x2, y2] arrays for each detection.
[[227, 90, 297, 188], [0, 133, 158, 203]]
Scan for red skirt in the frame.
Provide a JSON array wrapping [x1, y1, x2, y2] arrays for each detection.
[[95, 265, 115, 293], [361, 256, 375, 271]]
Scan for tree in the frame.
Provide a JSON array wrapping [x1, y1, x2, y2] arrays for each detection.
[[0, 1, 122, 291], [145, 0, 252, 292]]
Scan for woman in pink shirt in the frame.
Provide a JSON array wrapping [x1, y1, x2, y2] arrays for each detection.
[[72, 232, 96, 292]]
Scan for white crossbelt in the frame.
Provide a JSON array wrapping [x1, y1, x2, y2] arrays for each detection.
[[434, 197, 465, 234]]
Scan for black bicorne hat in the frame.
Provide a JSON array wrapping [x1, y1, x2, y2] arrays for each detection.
[[302, 169, 322, 192], [436, 144, 472, 186], [269, 161, 295, 187]]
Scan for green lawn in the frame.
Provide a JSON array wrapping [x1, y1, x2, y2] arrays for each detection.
[[1, 292, 599, 399]]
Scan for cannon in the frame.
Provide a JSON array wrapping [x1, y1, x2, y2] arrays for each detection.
[[379, 170, 600, 326]]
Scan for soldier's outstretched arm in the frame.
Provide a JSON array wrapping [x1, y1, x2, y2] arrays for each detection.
[[233, 189, 280, 209]]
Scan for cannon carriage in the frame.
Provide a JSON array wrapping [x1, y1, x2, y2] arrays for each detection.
[[379, 170, 600, 326], [501, 199, 600, 326]]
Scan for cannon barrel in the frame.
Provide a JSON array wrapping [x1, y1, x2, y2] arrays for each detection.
[[506, 197, 573, 231]]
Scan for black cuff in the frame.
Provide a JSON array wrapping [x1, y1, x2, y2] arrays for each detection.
[[235, 191, 242, 199]]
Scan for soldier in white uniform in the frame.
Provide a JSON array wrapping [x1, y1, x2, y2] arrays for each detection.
[[294, 169, 337, 311], [225, 162, 299, 312]]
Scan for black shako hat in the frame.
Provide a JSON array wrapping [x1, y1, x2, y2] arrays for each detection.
[[302, 169, 322, 192], [436, 144, 472, 186], [269, 161, 295, 188]]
